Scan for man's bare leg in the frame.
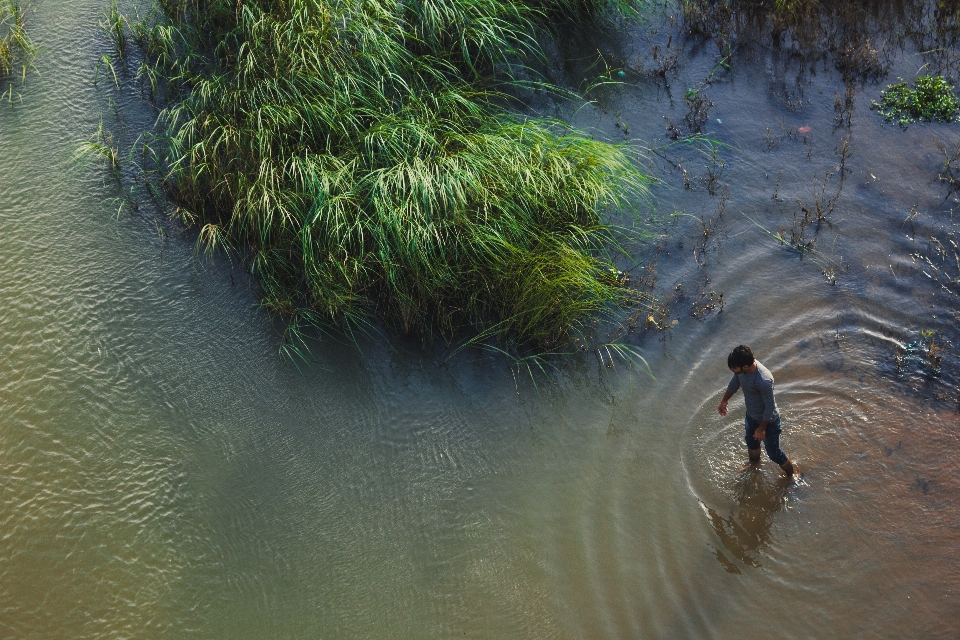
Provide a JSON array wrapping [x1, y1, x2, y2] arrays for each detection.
[[739, 449, 762, 472], [780, 457, 796, 477]]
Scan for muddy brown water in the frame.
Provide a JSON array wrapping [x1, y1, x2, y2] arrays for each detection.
[[1, 1, 959, 638]]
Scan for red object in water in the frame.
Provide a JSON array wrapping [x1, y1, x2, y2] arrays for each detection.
[[798, 126, 812, 133]]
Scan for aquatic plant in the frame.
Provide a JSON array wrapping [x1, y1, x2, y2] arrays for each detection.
[[874, 75, 960, 124], [101, 1, 128, 59], [935, 137, 960, 198], [125, 0, 652, 348], [896, 330, 944, 378], [73, 120, 121, 178], [0, 0, 36, 83], [680, 0, 918, 83]]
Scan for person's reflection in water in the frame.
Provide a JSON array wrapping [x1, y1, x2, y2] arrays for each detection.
[[702, 469, 789, 574]]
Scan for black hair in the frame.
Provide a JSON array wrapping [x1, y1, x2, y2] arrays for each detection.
[[727, 344, 755, 369]]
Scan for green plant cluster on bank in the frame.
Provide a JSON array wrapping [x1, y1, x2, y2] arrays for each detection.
[[121, 0, 652, 348], [873, 75, 960, 125]]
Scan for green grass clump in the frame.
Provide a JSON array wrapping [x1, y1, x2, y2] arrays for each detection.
[[126, 0, 652, 349], [0, 0, 36, 82], [874, 75, 960, 125], [102, 1, 127, 58]]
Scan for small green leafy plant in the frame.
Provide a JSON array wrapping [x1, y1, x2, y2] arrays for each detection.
[[873, 75, 959, 124]]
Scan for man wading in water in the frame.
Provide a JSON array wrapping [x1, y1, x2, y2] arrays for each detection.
[[717, 345, 797, 478]]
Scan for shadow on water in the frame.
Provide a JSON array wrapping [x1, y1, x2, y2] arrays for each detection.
[[700, 468, 794, 574]]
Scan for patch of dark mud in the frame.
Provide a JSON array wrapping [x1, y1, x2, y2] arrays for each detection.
[[680, 0, 960, 85]]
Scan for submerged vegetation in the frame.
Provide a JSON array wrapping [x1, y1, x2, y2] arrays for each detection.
[[679, 0, 960, 88], [0, 0, 36, 90], [103, 0, 653, 350], [873, 75, 960, 124]]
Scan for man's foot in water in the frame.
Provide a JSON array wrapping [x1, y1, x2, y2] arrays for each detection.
[[740, 450, 762, 472], [780, 457, 797, 477], [781, 459, 805, 487]]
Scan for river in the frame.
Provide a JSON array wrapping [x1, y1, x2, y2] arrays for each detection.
[[1, 1, 958, 638]]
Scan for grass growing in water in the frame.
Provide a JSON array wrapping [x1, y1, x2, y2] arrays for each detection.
[[874, 75, 959, 125], [73, 120, 121, 178], [0, 0, 36, 87], [117, 0, 653, 349], [103, 1, 127, 58]]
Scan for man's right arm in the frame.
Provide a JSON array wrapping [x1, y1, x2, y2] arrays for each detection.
[[717, 389, 736, 416]]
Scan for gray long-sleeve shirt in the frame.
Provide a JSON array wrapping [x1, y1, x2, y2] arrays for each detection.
[[727, 361, 779, 422]]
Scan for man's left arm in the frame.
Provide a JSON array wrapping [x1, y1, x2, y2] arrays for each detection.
[[754, 378, 776, 441], [754, 419, 770, 441]]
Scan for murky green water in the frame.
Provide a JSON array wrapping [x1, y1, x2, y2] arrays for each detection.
[[2, 1, 959, 638]]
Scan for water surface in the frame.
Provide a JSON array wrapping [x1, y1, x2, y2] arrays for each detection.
[[1, 1, 959, 638]]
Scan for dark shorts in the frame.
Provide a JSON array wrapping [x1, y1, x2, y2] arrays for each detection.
[[744, 414, 787, 466]]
